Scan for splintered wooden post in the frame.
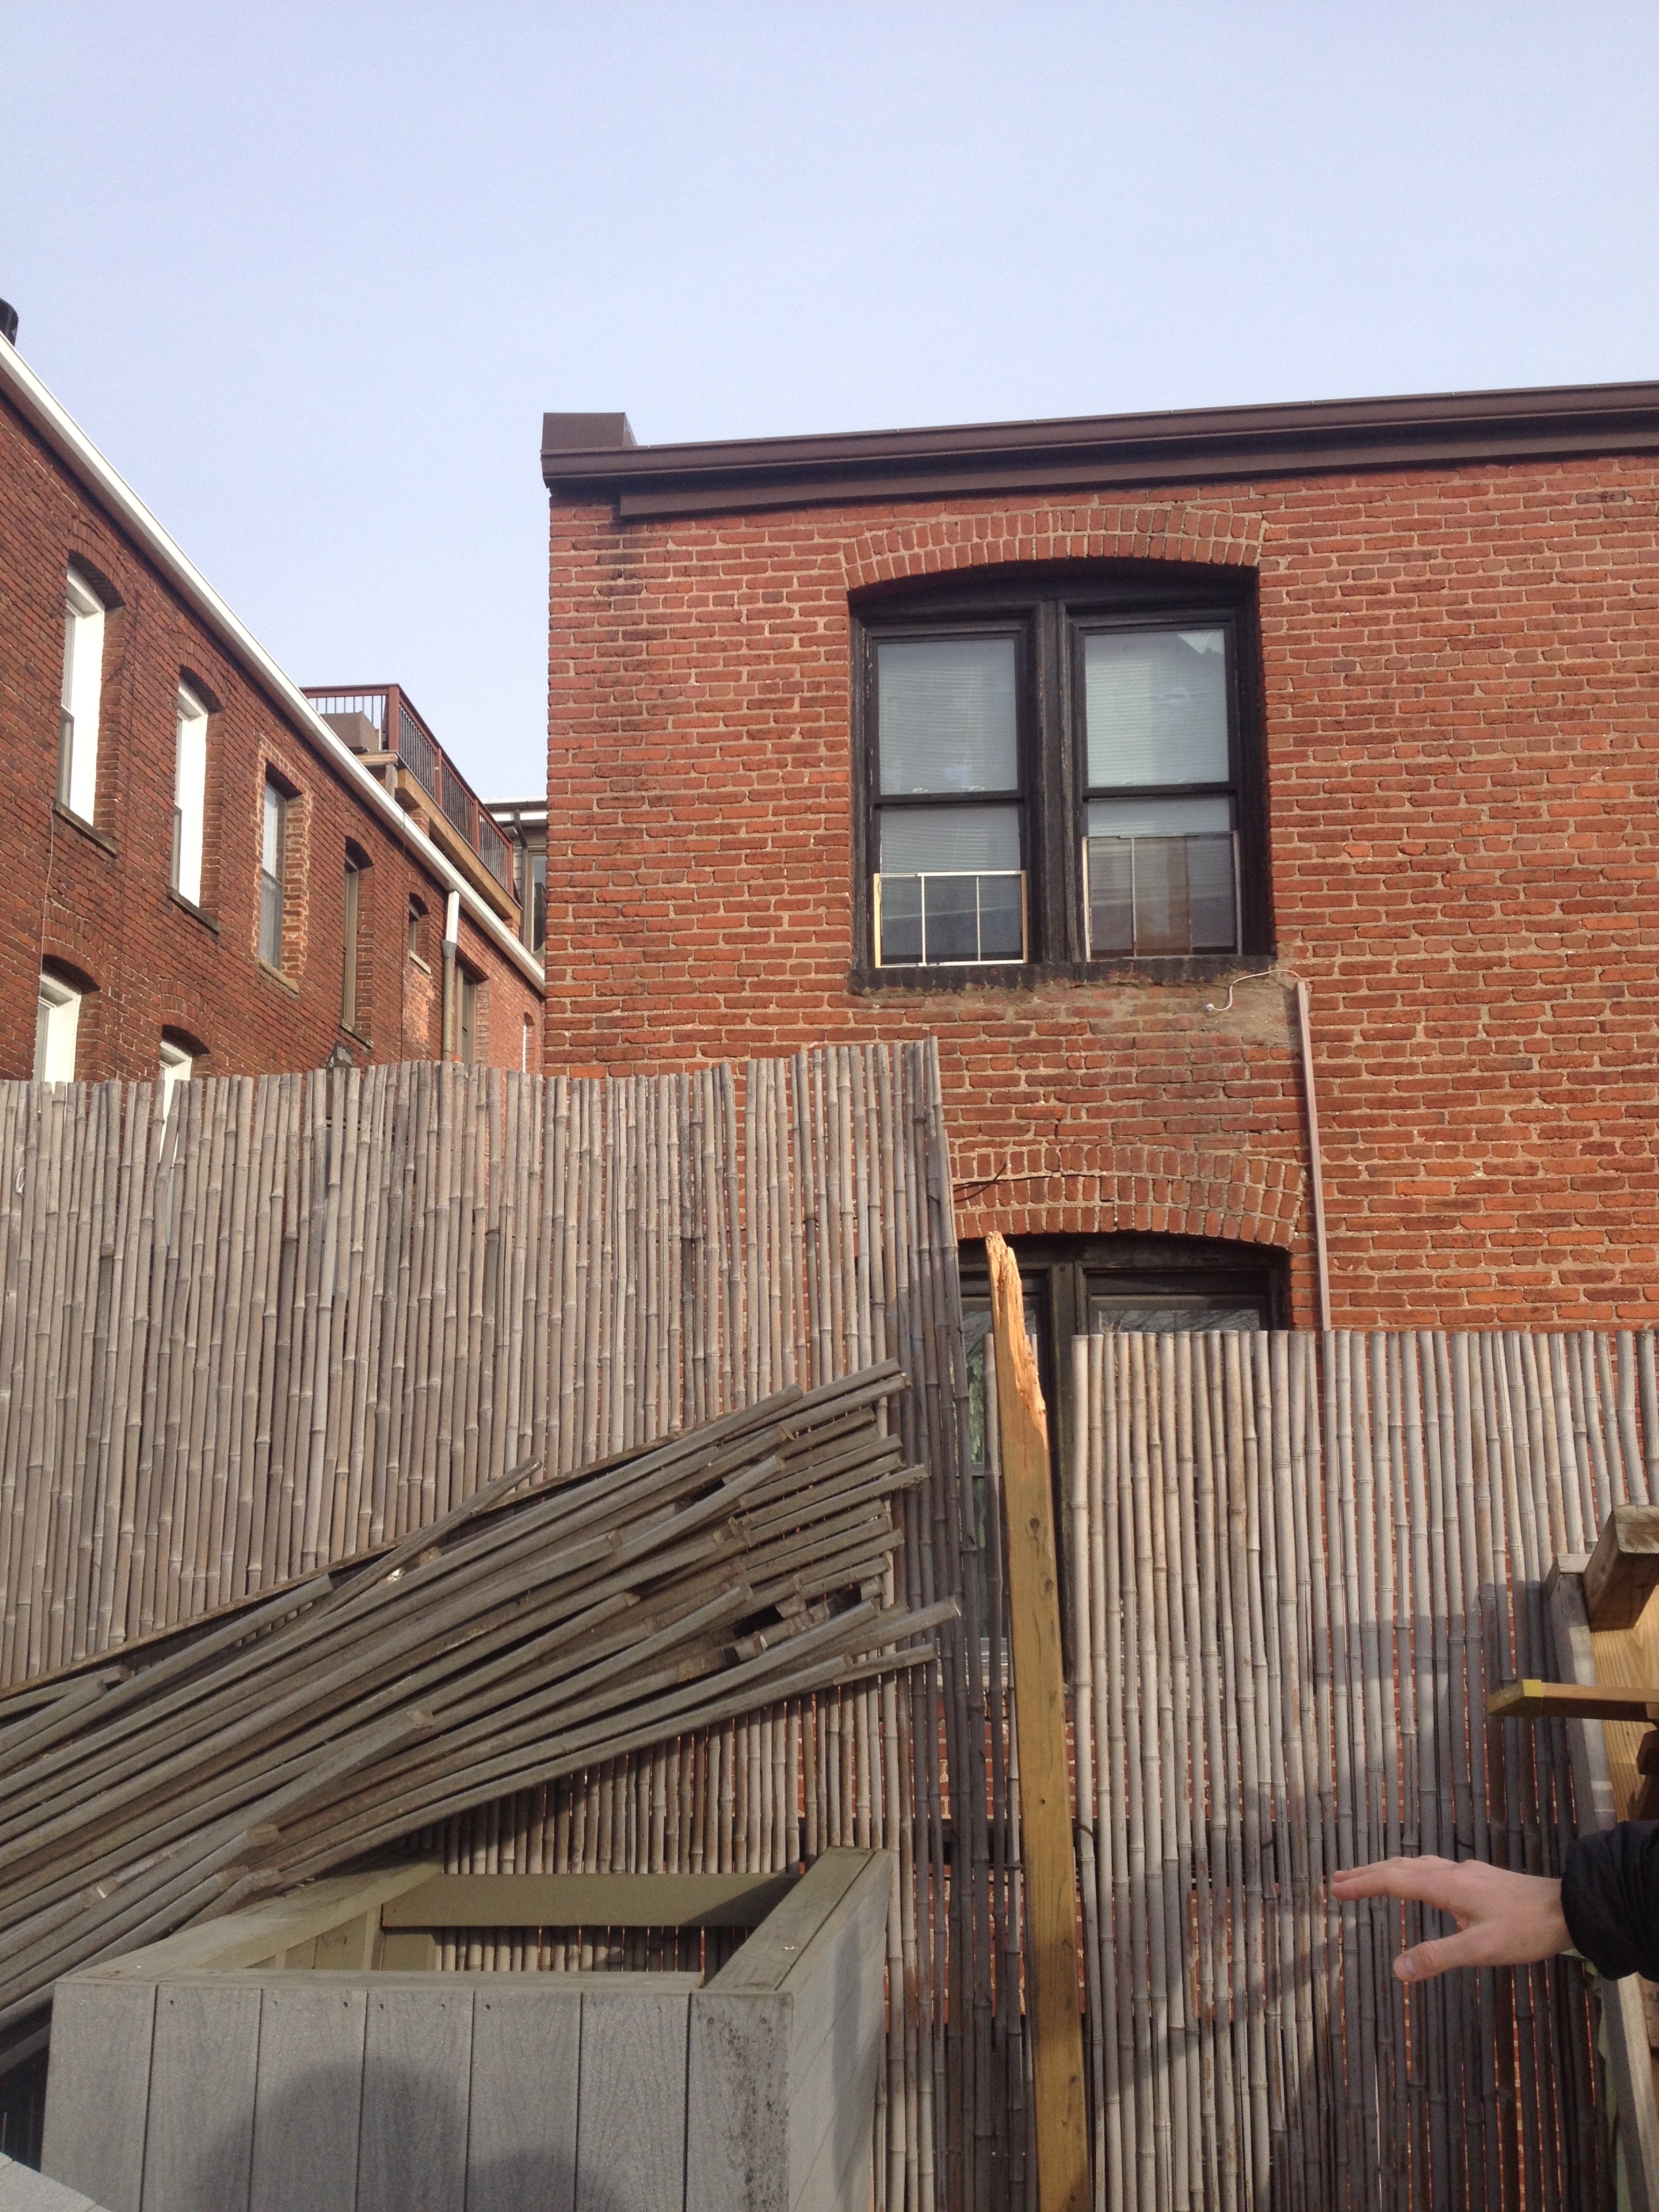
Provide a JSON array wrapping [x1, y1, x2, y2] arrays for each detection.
[[986, 1232, 1088, 2212], [1584, 1504, 1659, 1629]]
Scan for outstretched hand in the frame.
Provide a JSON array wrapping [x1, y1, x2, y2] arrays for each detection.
[[1330, 1855, 1570, 1983]]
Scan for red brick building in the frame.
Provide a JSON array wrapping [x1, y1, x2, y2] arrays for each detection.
[[0, 333, 544, 1090], [540, 385, 1659, 1363]]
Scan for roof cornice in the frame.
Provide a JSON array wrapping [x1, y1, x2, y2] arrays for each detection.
[[0, 341, 543, 989], [542, 380, 1659, 521]]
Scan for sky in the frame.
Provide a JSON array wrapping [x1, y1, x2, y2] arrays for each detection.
[[3, 3, 1656, 799]]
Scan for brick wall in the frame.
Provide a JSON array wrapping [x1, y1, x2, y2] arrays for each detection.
[[544, 459, 1659, 1328], [0, 392, 542, 1083]]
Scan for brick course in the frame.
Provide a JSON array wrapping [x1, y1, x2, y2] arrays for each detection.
[[544, 449, 1659, 1328], [0, 388, 542, 1083]]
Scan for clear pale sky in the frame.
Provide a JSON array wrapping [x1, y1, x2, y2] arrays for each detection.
[[4, 3, 1656, 798]]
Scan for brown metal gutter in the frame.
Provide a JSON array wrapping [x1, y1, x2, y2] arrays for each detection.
[[543, 380, 1659, 520]]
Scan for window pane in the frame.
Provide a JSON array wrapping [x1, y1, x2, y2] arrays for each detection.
[[1086, 837, 1133, 954], [977, 873, 1024, 960], [1085, 628, 1228, 788], [260, 871, 283, 966], [881, 804, 1019, 874], [922, 875, 978, 963], [1086, 796, 1231, 839], [878, 637, 1017, 795], [262, 781, 283, 875], [1087, 1295, 1264, 1333], [878, 874, 922, 964]]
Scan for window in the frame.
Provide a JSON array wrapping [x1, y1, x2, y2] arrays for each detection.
[[159, 1038, 193, 1107], [35, 973, 82, 1082], [59, 569, 106, 822], [857, 577, 1266, 972], [458, 967, 481, 1065], [259, 777, 288, 968], [342, 848, 368, 1032], [407, 895, 427, 964], [525, 848, 547, 958], [171, 683, 209, 905]]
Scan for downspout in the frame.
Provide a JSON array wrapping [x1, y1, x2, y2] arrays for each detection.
[[1294, 978, 1334, 1332], [441, 891, 460, 1063]]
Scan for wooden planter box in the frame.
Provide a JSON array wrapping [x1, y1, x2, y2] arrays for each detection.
[[39, 1850, 888, 2212]]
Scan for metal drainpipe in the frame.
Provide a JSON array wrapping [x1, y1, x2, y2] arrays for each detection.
[[1294, 977, 1334, 1331], [441, 890, 460, 1062]]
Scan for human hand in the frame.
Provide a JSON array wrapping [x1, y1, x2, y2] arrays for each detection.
[[1329, 1855, 1570, 1982]]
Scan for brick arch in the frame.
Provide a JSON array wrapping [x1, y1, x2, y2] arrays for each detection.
[[954, 1143, 1304, 1247], [842, 503, 1265, 594]]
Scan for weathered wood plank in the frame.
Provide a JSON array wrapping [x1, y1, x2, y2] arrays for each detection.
[[39, 1980, 155, 2212], [140, 1982, 261, 2212], [987, 1233, 1088, 2212], [1487, 1679, 1659, 1722], [686, 1991, 789, 2212], [356, 1984, 474, 2212], [781, 1874, 888, 2207], [375, 1930, 438, 1972], [83, 1864, 438, 1981], [575, 1988, 690, 2212], [703, 1853, 867, 1996], [0, 2149, 111, 2210], [248, 1983, 367, 2212], [466, 1983, 581, 2212], [1586, 1504, 1659, 1629], [386, 1870, 797, 1932]]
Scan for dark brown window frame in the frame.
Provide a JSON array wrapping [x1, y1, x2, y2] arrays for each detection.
[[850, 563, 1273, 981]]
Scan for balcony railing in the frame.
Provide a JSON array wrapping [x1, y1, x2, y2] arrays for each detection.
[[303, 686, 514, 896]]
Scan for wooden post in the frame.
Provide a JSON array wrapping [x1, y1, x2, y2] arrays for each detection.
[[986, 1232, 1089, 2212]]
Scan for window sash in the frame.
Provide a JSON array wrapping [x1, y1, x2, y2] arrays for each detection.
[[874, 869, 1027, 966], [172, 687, 208, 904], [260, 781, 286, 967]]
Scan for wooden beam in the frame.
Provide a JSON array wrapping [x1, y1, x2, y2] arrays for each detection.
[[1584, 1505, 1659, 1630], [1486, 1679, 1659, 1723], [383, 1868, 800, 1931], [985, 1233, 1089, 2212]]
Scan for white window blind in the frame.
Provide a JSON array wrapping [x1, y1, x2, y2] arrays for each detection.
[[1085, 628, 1228, 788], [877, 637, 1018, 794]]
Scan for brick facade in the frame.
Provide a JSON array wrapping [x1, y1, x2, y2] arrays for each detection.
[[543, 415, 1659, 1329], [0, 370, 543, 1085]]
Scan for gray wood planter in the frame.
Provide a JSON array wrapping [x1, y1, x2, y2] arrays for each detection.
[[39, 1851, 888, 2212]]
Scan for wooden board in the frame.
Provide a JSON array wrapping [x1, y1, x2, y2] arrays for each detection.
[[355, 1985, 474, 2212], [575, 1988, 691, 2212], [1586, 1504, 1659, 1629], [467, 1983, 581, 2212], [140, 1982, 260, 2212], [385, 1869, 798, 1931], [248, 1983, 368, 2212], [1547, 1562, 1659, 2209], [704, 1854, 867, 1996], [986, 1233, 1088, 2212], [0, 2152, 112, 2211], [81, 1864, 438, 1981], [685, 1991, 790, 2212], [39, 1980, 155, 2212]]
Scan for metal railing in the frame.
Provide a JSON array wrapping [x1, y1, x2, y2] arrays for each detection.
[[301, 686, 514, 894]]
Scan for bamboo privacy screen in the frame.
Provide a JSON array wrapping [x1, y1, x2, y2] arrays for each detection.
[[1067, 1326, 1645, 2212], [0, 1046, 1015, 2212]]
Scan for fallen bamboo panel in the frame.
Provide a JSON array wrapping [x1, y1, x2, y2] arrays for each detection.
[[0, 1368, 949, 2041]]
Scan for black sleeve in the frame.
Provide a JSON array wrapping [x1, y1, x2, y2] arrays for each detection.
[[1562, 1823, 1659, 1981]]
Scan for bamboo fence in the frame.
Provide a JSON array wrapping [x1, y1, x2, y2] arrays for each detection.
[[1067, 1325, 1641, 2212], [0, 1047, 1010, 2212]]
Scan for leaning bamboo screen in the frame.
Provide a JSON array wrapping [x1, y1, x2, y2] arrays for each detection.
[[0, 1046, 1015, 2212], [1068, 1326, 1645, 2212]]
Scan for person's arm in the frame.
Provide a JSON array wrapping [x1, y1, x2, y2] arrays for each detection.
[[1332, 1824, 1659, 1984], [1328, 1855, 1568, 1982]]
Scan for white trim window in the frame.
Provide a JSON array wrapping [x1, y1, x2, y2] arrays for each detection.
[[172, 683, 209, 905], [59, 569, 106, 821], [159, 1039, 193, 1107], [259, 777, 287, 968], [35, 974, 81, 1083]]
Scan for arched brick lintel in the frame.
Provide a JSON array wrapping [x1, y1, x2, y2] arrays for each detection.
[[954, 1145, 1304, 1248], [843, 504, 1266, 594]]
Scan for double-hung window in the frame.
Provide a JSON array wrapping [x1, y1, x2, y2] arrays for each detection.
[[858, 578, 1265, 972], [172, 683, 209, 905], [59, 569, 106, 822], [260, 777, 288, 968], [35, 974, 82, 1082], [870, 634, 1026, 966]]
